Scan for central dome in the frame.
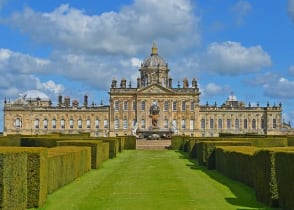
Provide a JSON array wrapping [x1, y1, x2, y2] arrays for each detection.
[[142, 43, 167, 67]]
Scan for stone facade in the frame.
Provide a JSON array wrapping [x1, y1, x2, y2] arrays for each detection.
[[3, 44, 283, 137]]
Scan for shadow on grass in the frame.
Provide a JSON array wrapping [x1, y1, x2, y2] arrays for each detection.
[[176, 151, 277, 210]]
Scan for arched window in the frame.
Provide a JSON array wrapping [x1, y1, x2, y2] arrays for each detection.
[[123, 101, 128, 111], [69, 119, 74, 129], [14, 118, 22, 128], [141, 119, 145, 129], [95, 119, 100, 129], [43, 119, 48, 129], [114, 118, 119, 129], [132, 101, 137, 111], [61, 119, 65, 129], [35, 119, 39, 129], [227, 119, 231, 129], [104, 119, 108, 128], [244, 119, 248, 129], [123, 117, 128, 129], [164, 118, 168, 128], [86, 119, 91, 128], [52, 119, 56, 129], [210, 119, 214, 129], [78, 119, 82, 129], [273, 118, 277, 128], [181, 119, 186, 129], [141, 101, 145, 111], [252, 119, 256, 129]]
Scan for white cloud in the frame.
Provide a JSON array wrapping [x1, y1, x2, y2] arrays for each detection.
[[263, 77, 294, 98], [230, 1, 252, 25], [288, 65, 294, 75], [36, 80, 64, 95], [201, 82, 230, 97], [201, 41, 271, 75], [5, 0, 200, 56], [288, 0, 294, 21]]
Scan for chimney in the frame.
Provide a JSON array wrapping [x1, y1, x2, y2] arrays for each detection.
[[84, 95, 88, 107], [169, 78, 173, 88], [64, 96, 70, 108], [58, 95, 62, 107]]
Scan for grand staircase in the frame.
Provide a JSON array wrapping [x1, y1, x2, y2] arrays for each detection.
[[136, 139, 171, 150]]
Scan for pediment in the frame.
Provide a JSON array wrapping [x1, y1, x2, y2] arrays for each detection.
[[137, 84, 174, 94]]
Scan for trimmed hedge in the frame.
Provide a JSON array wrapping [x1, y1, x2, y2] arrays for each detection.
[[100, 139, 119, 158], [196, 141, 252, 168], [287, 136, 294, 146], [275, 150, 294, 210], [20, 137, 60, 148], [0, 150, 27, 210], [171, 135, 186, 150], [215, 146, 258, 187], [102, 142, 110, 162], [123, 136, 136, 150], [57, 140, 104, 169], [0, 136, 21, 146], [0, 147, 48, 208], [253, 147, 294, 208], [47, 146, 91, 194]]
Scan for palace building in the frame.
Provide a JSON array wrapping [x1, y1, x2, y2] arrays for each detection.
[[3, 44, 283, 137]]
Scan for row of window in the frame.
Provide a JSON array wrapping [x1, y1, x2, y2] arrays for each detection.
[[114, 100, 195, 112], [200, 118, 277, 129], [14, 118, 109, 129]]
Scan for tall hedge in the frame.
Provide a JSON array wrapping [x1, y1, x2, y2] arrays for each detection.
[[0, 147, 48, 208], [123, 136, 136, 150], [275, 150, 294, 210], [0, 151, 27, 210], [20, 137, 60, 147], [215, 146, 258, 187], [100, 139, 118, 158], [196, 141, 251, 168], [171, 135, 186, 150], [0, 136, 21, 146], [57, 140, 104, 169], [102, 142, 110, 161], [47, 146, 91, 194]]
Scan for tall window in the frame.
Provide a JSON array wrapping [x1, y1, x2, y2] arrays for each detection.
[[123, 117, 128, 129], [218, 119, 222, 129], [14, 118, 22, 128], [210, 119, 214, 129], [141, 119, 145, 129], [252, 119, 256, 129], [61, 119, 65, 129], [182, 101, 186, 111], [114, 118, 119, 129], [132, 101, 137, 111], [244, 119, 248, 129], [172, 119, 177, 129], [104, 119, 108, 128], [201, 119, 205, 129], [123, 101, 128, 111], [164, 118, 168, 128], [227, 119, 231, 129], [95, 119, 100, 129], [141, 101, 145, 111], [191, 101, 195, 112], [114, 101, 119, 111], [69, 119, 74, 129], [164, 101, 169, 111], [261, 119, 265, 129], [190, 119, 194, 130], [52, 119, 56, 129], [35, 119, 39, 129], [43, 119, 48, 129], [172, 101, 177, 111], [181, 119, 186, 129], [273, 118, 277, 128], [78, 119, 82, 129], [86, 119, 91, 128], [235, 119, 239, 129]]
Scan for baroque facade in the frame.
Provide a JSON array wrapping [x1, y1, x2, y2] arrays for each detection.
[[3, 44, 283, 137]]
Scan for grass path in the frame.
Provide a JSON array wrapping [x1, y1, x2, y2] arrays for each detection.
[[36, 150, 273, 210]]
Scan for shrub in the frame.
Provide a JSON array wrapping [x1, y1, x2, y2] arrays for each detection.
[[171, 135, 186, 150], [123, 136, 136, 150]]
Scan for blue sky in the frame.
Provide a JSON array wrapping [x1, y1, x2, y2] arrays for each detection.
[[1, 0, 294, 130]]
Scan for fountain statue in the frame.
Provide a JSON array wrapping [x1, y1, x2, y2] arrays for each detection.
[[149, 101, 160, 129]]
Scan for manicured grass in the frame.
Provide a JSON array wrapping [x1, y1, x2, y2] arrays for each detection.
[[34, 150, 274, 210]]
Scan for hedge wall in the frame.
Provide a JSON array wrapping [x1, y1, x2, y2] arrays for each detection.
[[171, 135, 186, 150], [57, 140, 104, 169], [0, 147, 48, 208], [287, 136, 294, 146], [100, 139, 118, 158], [215, 146, 258, 187], [0, 136, 21, 146], [47, 146, 91, 194], [102, 142, 110, 162], [0, 150, 27, 210], [123, 136, 136, 150], [20, 137, 60, 148], [196, 141, 252, 168], [275, 150, 294, 210]]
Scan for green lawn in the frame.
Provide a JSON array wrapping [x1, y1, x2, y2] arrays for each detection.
[[35, 150, 274, 210]]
